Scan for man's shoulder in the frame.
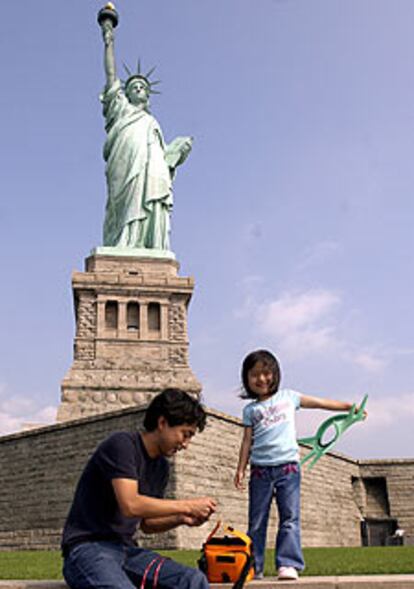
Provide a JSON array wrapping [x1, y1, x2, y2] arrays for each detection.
[[96, 431, 136, 455], [102, 430, 135, 443], [90, 431, 141, 480]]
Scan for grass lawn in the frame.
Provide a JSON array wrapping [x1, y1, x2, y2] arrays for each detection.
[[0, 546, 413, 580]]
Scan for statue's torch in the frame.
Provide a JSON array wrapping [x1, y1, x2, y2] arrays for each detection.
[[97, 3, 119, 29]]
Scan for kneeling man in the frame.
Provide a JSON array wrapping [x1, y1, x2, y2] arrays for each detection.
[[62, 389, 216, 589]]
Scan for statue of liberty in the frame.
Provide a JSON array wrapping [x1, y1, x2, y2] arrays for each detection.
[[97, 4, 193, 252]]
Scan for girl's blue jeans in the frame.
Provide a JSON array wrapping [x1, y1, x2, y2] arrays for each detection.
[[248, 462, 305, 574], [63, 540, 209, 589]]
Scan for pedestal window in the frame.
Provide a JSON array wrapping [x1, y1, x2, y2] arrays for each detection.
[[148, 302, 161, 332], [127, 302, 140, 332], [105, 300, 118, 329]]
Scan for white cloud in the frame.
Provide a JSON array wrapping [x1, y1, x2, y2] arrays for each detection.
[[255, 289, 342, 359], [361, 392, 414, 428], [0, 385, 57, 436], [0, 395, 35, 416], [239, 275, 264, 288], [235, 287, 391, 374], [201, 379, 244, 417], [297, 240, 341, 270], [258, 289, 341, 334], [337, 392, 414, 459], [352, 350, 387, 373], [392, 347, 414, 358]]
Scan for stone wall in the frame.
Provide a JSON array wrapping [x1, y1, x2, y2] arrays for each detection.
[[0, 405, 412, 550], [0, 408, 149, 550], [58, 255, 201, 422], [300, 450, 361, 546], [359, 459, 414, 543]]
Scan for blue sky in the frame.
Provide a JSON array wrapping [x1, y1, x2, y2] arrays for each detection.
[[1, 0, 413, 459]]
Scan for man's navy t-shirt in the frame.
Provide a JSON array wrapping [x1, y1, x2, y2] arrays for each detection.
[[62, 432, 169, 555]]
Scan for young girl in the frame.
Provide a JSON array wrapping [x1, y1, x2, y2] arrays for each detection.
[[234, 349, 366, 581]]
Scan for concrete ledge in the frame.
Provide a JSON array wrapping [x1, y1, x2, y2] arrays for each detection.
[[2, 577, 414, 589], [215, 577, 414, 589]]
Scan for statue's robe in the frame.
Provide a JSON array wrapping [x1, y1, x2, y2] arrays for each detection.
[[101, 79, 173, 249]]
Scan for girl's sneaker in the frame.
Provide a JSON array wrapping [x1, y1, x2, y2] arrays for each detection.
[[254, 571, 264, 580], [278, 566, 298, 581]]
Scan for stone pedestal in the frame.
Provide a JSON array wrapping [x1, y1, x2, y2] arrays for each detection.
[[57, 253, 201, 421]]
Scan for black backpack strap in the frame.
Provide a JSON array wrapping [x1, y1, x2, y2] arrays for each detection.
[[231, 552, 254, 589]]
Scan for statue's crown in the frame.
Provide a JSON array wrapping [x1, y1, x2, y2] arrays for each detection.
[[123, 61, 161, 95]]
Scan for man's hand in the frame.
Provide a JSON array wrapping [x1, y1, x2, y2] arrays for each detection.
[[186, 497, 217, 521], [139, 500, 216, 534], [181, 514, 210, 527]]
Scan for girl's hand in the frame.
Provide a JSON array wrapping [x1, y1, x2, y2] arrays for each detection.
[[356, 405, 368, 419], [234, 470, 245, 491]]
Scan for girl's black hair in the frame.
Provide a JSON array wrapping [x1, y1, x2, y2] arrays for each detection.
[[240, 349, 281, 400], [143, 388, 207, 432]]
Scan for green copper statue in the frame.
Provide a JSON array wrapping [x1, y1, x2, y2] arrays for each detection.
[[97, 4, 193, 252]]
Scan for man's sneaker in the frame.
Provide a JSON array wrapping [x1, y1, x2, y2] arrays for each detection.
[[254, 571, 264, 580], [278, 566, 299, 581]]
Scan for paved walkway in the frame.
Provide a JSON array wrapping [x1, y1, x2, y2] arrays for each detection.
[[1, 577, 414, 589], [213, 576, 414, 588]]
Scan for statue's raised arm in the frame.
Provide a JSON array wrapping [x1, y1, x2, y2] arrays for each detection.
[[97, 3, 119, 89]]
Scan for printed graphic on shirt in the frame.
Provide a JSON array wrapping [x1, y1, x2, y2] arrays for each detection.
[[251, 400, 290, 428]]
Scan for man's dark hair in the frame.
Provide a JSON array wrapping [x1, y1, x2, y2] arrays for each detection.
[[241, 349, 281, 399], [143, 388, 207, 432]]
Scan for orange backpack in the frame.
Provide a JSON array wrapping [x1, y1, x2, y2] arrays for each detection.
[[198, 522, 255, 588]]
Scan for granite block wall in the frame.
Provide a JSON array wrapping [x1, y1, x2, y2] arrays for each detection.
[[0, 405, 412, 551], [359, 459, 414, 543]]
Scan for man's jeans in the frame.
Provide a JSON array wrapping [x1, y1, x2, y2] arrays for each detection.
[[63, 541, 209, 589], [248, 463, 305, 574]]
